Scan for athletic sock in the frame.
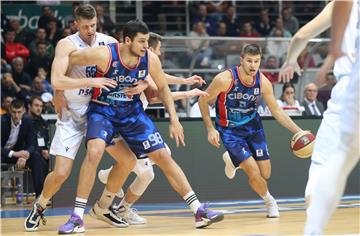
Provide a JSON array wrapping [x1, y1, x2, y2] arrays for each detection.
[[183, 191, 201, 214]]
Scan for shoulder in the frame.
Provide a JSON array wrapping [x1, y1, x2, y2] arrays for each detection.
[[54, 37, 76, 54], [1, 114, 10, 123]]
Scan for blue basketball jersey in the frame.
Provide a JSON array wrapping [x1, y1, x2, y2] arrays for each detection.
[[92, 42, 149, 108], [215, 66, 261, 127]]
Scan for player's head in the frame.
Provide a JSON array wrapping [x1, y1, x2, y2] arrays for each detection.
[[74, 4, 97, 44], [240, 44, 262, 76], [148, 32, 162, 57], [123, 19, 149, 57]]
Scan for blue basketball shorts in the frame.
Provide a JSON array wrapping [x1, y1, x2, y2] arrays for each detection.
[[86, 104, 165, 157], [216, 124, 270, 167]]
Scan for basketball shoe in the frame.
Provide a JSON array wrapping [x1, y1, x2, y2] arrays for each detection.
[[24, 203, 47, 231], [115, 205, 147, 225], [265, 199, 280, 218], [58, 212, 85, 234], [98, 167, 124, 198], [89, 201, 128, 227], [194, 203, 224, 228], [222, 151, 239, 179]]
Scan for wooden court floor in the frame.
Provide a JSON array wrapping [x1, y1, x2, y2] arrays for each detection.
[[1, 202, 359, 235]]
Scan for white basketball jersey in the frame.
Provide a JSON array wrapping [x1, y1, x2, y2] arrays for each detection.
[[64, 32, 112, 111], [333, 0, 359, 79]]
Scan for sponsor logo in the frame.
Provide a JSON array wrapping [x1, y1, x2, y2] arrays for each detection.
[[256, 149, 263, 157], [254, 88, 260, 95], [112, 61, 119, 67], [107, 92, 133, 101], [138, 70, 146, 78], [112, 75, 138, 84], [228, 92, 257, 101]]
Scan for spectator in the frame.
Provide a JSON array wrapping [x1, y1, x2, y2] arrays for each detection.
[[255, 8, 272, 37], [262, 55, 279, 84], [27, 42, 52, 77], [63, 2, 80, 27], [187, 21, 213, 67], [12, 57, 32, 93], [40, 92, 55, 114], [215, 21, 227, 37], [317, 73, 336, 110], [276, 82, 301, 108], [301, 83, 324, 117], [61, 27, 72, 38], [112, 28, 123, 43], [192, 4, 217, 36], [37, 5, 62, 29], [297, 48, 316, 68], [3, 29, 30, 64], [68, 20, 77, 34], [46, 17, 62, 46], [266, 29, 289, 63], [8, 18, 33, 46], [0, 95, 14, 115], [29, 28, 54, 59], [30, 76, 46, 97], [1, 41, 12, 73], [240, 21, 260, 37], [1, 99, 48, 197], [270, 18, 292, 37], [27, 96, 50, 180], [95, 3, 116, 35], [1, 72, 28, 101], [281, 7, 299, 35], [221, 5, 241, 36]]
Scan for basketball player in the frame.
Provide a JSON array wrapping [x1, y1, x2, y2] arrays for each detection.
[[304, 0, 359, 234], [279, 0, 358, 218], [97, 32, 209, 225], [198, 44, 305, 218], [24, 4, 137, 233], [64, 19, 224, 230]]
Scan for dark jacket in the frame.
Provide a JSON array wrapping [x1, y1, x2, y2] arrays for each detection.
[[1, 114, 38, 163], [301, 100, 325, 117]]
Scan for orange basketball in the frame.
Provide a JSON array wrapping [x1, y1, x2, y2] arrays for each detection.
[[290, 130, 316, 158]]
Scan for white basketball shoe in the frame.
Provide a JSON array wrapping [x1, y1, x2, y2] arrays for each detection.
[[265, 199, 280, 218], [115, 205, 147, 225], [98, 167, 124, 198], [222, 151, 239, 179]]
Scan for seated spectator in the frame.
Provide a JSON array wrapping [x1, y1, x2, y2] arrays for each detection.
[[192, 4, 217, 36], [1, 72, 28, 101], [301, 83, 324, 117], [1, 100, 48, 197], [215, 21, 227, 37], [12, 57, 32, 93], [297, 48, 316, 68], [27, 42, 52, 77], [61, 27, 72, 38], [46, 17, 63, 46], [27, 96, 50, 181], [3, 29, 30, 64], [239, 21, 260, 37], [0, 95, 14, 115], [37, 67, 52, 92], [270, 18, 292, 37], [30, 76, 46, 97], [281, 7, 299, 35], [221, 5, 241, 36], [29, 28, 54, 59], [41, 92, 55, 114], [317, 73, 336, 110], [38, 5, 62, 29], [63, 2, 80, 27], [95, 3, 116, 35], [276, 82, 301, 108], [8, 18, 33, 46], [68, 20, 77, 34], [262, 55, 279, 84], [255, 8, 272, 37], [266, 29, 289, 63], [187, 21, 213, 67]]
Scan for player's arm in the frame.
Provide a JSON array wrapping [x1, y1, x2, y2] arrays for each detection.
[[279, 1, 333, 82], [69, 46, 109, 69], [165, 73, 206, 86], [198, 71, 231, 148], [148, 88, 209, 104], [261, 74, 302, 134], [149, 51, 185, 147]]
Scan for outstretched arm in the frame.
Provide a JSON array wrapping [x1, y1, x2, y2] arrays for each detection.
[[279, 1, 333, 82], [148, 88, 209, 104], [165, 73, 206, 86], [262, 74, 302, 134]]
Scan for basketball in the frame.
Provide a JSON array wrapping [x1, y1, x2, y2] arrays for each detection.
[[290, 130, 316, 158]]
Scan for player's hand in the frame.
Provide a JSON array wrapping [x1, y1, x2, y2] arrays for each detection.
[[53, 91, 69, 116], [279, 62, 301, 83], [89, 77, 117, 91], [184, 75, 206, 86], [315, 55, 335, 87], [16, 158, 27, 169], [123, 80, 149, 96], [169, 119, 185, 147], [207, 128, 220, 148], [186, 88, 209, 98]]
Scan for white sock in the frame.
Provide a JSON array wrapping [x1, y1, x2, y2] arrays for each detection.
[[37, 194, 50, 209], [74, 197, 87, 219], [98, 188, 116, 209], [183, 191, 201, 214], [261, 191, 275, 204]]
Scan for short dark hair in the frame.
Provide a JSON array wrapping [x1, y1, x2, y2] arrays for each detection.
[[74, 4, 96, 20], [29, 96, 43, 106], [241, 44, 262, 56], [148, 32, 162, 48], [122, 19, 149, 41], [10, 99, 25, 109]]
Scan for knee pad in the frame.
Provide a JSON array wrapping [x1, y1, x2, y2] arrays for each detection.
[[129, 160, 155, 196]]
